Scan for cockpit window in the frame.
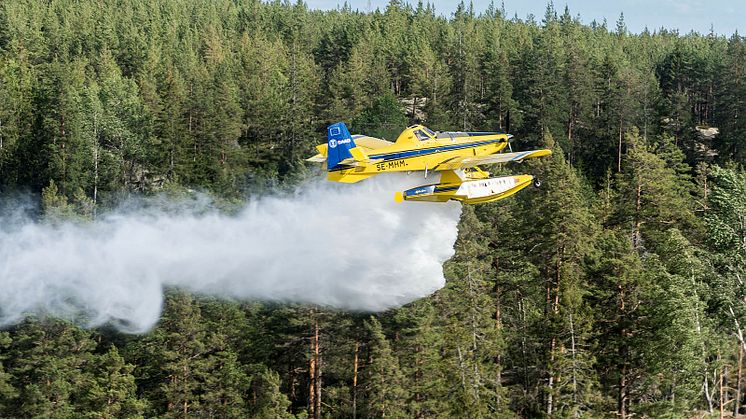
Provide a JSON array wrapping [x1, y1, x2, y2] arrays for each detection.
[[422, 127, 436, 137], [414, 129, 430, 141]]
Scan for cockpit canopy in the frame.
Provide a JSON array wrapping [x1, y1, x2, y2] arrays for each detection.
[[415, 127, 436, 141], [405, 125, 437, 142]]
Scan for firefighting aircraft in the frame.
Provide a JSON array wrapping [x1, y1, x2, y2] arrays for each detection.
[[306, 122, 551, 204]]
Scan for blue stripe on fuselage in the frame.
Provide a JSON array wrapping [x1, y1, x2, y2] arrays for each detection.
[[369, 138, 504, 162]]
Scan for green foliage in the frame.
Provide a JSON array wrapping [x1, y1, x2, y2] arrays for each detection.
[[360, 317, 408, 418], [248, 366, 293, 418], [2, 1, 746, 418], [614, 128, 696, 250], [4, 319, 97, 417], [80, 346, 146, 418], [0, 333, 17, 411], [351, 93, 409, 141]]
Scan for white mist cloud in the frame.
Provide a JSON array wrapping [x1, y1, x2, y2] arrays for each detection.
[[0, 175, 461, 333]]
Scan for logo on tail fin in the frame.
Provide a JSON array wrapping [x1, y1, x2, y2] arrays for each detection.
[[327, 122, 358, 170]]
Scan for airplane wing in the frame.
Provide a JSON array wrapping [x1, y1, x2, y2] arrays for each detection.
[[436, 149, 552, 170]]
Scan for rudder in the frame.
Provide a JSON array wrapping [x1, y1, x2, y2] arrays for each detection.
[[327, 122, 357, 170]]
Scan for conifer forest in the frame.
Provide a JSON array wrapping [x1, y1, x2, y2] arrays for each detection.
[[4, 0, 746, 417]]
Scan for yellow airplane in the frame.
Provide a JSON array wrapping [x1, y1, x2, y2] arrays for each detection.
[[307, 122, 551, 204]]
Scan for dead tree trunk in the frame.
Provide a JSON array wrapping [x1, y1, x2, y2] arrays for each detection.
[[309, 316, 321, 419], [617, 116, 623, 173], [309, 335, 315, 419], [719, 351, 725, 419], [493, 256, 503, 405], [570, 312, 579, 409], [314, 320, 321, 418], [735, 342, 743, 417], [353, 341, 359, 419], [698, 293, 714, 413], [618, 284, 628, 419], [547, 247, 563, 416]]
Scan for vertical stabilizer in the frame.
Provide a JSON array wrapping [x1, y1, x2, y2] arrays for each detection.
[[327, 122, 358, 170]]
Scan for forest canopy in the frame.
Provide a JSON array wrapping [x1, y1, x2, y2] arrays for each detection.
[[1, 0, 746, 417]]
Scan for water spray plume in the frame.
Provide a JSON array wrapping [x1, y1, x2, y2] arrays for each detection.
[[0, 176, 461, 333]]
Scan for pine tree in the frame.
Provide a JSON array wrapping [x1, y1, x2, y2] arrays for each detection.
[[0, 332, 17, 413], [561, 19, 596, 165], [704, 167, 746, 416], [613, 129, 696, 252], [236, 33, 292, 177], [91, 48, 148, 196], [351, 93, 408, 141], [715, 35, 746, 163], [0, 46, 34, 188], [637, 229, 716, 416], [249, 366, 293, 418], [439, 205, 512, 417], [587, 230, 648, 418], [81, 346, 146, 418], [393, 300, 450, 418], [514, 4, 569, 141], [480, 19, 517, 133], [125, 291, 209, 417], [520, 131, 601, 417], [5, 318, 97, 418], [195, 348, 250, 418], [447, 3, 487, 130], [361, 316, 408, 418]]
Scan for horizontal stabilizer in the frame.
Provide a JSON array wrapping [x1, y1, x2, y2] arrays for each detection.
[[306, 136, 391, 164], [306, 154, 326, 163]]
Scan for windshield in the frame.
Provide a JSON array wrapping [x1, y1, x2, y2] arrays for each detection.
[[414, 130, 430, 141], [422, 127, 436, 137]]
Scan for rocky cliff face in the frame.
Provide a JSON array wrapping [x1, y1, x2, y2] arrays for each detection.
[[695, 125, 719, 160]]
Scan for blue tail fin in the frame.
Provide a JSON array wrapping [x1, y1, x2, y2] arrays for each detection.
[[327, 122, 357, 170]]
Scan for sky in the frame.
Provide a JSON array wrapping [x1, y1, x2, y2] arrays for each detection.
[[304, 0, 743, 35]]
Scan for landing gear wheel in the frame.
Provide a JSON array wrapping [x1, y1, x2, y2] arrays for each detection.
[[533, 178, 542, 188]]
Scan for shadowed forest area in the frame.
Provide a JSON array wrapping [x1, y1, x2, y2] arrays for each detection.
[[3, 0, 746, 417]]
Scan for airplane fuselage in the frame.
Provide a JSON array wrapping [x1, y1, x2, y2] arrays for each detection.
[[328, 130, 510, 183]]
